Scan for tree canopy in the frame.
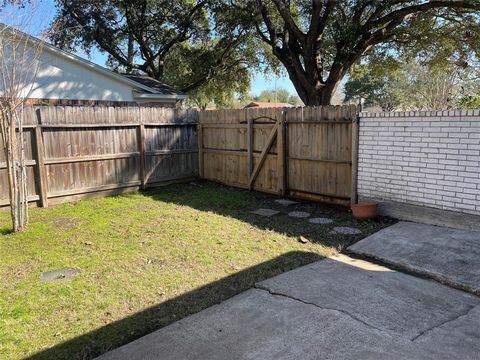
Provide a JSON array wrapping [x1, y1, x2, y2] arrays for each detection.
[[228, 0, 480, 106], [344, 59, 480, 111], [51, 0, 260, 98], [51, 1, 480, 107], [254, 88, 300, 105]]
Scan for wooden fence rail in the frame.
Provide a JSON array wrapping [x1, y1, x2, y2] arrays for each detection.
[[0, 106, 199, 208], [198, 105, 360, 205], [2, 105, 360, 209]]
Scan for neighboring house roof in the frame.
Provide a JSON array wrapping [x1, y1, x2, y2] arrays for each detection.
[[124, 75, 181, 95], [244, 101, 294, 109], [0, 23, 188, 104]]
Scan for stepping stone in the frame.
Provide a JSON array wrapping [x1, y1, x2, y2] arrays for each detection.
[[251, 208, 280, 217], [288, 211, 310, 218], [40, 268, 80, 283], [331, 227, 362, 235], [274, 199, 298, 206], [309, 217, 334, 225]]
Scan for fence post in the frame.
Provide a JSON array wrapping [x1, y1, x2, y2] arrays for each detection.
[[33, 125, 48, 208], [277, 110, 286, 197], [247, 118, 253, 177], [138, 124, 146, 188], [350, 113, 360, 205], [198, 122, 204, 178]]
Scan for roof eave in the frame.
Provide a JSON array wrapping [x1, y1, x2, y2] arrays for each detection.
[[133, 92, 188, 103], [0, 23, 170, 95]]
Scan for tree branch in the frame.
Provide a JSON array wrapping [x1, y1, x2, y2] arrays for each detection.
[[368, 0, 480, 31], [270, 0, 305, 42]]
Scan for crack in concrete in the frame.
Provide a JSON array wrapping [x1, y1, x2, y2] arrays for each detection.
[[254, 284, 387, 335], [345, 251, 480, 298], [256, 285, 480, 345], [410, 304, 479, 342]]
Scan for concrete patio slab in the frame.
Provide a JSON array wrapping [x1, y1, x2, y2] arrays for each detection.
[[348, 222, 480, 295], [258, 255, 480, 340], [97, 288, 437, 360], [413, 304, 480, 359], [97, 254, 480, 360]]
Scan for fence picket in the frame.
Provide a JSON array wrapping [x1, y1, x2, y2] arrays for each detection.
[[0, 106, 199, 208], [199, 105, 360, 204]]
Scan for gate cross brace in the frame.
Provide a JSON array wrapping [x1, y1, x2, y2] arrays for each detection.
[[249, 121, 279, 189]]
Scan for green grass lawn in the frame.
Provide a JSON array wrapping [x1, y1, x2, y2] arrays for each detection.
[[0, 181, 395, 360]]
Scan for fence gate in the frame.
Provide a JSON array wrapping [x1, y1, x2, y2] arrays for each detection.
[[198, 108, 283, 194], [198, 105, 360, 205], [284, 106, 359, 205]]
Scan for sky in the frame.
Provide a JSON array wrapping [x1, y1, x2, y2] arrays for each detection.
[[3, 0, 295, 97]]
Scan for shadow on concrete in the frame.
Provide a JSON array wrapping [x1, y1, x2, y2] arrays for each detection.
[[27, 251, 324, 360], [27, 181, 394, 360]]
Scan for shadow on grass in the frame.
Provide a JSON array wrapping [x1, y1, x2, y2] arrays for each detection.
[[28, 251, 324, 360], [0, 228, 13, 235], [142, 181, 396, 251], [27, 181, 395, 359]]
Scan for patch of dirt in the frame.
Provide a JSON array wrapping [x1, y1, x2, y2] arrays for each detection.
[[49, 217, 83, 230], [1, 263, 37, 289]]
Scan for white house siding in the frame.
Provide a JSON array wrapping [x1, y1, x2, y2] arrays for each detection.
[[28, 48, 138, 102]]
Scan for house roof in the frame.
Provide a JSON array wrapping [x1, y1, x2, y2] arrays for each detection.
[[124, 75, 181, 95], [0, 23, 188, 102], [244, 101, 294, 109]]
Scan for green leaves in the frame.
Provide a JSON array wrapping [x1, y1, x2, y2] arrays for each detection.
[[228, 0, 480, 105], [254, 88, 300, 105], [458, 94, 480, 109], [51, 0, 261, 102], [345, 55, 480, 111]]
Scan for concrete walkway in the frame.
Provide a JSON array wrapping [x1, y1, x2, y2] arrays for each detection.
[[97, 223, 480, 360], [348, 221, 480, 295]]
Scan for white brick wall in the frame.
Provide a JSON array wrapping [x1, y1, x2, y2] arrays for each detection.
[[358, 110, 480, 216]]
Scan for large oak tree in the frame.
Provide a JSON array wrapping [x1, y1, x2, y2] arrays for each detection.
[[233, 0, 480, 105], [51, 0, 259, 94], [52, 1, 480, 106]]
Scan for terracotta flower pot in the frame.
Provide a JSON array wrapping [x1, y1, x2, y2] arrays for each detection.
[[351, 203, 378, 221]]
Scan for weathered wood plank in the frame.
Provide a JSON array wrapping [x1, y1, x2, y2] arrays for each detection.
[[247, 118, 253, 177], [277, 110, 286, 196], [351, 115, 360, 205], [138, 124, 146, 188], [34, 127, 49, 207], [249, 122, 278, 189], [197, 105, 359, 204], [1, 107, 200, 209], [44, 153, 140, 164], [198, 123, 204, 178]]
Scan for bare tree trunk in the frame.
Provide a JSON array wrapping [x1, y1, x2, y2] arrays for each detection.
[[0, 12, 46, 232], [17, 108, 28, 230], [7, 112, 19, 231], [2, 109, 29, 232], [21, 113, 29, 228]]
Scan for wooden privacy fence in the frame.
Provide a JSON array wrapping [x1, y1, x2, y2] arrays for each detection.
[[198, 105, 360, 205], [0, 106, 199, 208]]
